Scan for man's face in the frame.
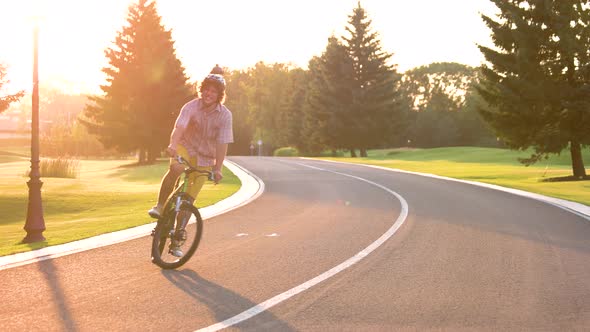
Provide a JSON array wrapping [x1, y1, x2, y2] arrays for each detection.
[[202, 86, 219, 106]]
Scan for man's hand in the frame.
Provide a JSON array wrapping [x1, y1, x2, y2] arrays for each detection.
[[166, 146, 178, 158], [212, 169, 223, 184]]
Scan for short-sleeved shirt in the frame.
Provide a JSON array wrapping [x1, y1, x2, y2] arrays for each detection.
[[174, 98, 233, 167]]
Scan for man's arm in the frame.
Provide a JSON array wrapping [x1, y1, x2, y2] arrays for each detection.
[[166, 126, 186, 157], [167, 101, 193, 157], [213, 143, 228, 183]]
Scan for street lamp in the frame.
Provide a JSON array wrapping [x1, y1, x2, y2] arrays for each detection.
[[22, 22, 46, 243]]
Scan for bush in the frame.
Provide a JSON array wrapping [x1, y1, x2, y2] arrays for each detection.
[[273, 147, 299, 157], [25, 158, 80, 178]]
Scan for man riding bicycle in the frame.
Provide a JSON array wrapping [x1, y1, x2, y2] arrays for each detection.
[[148, 64, 233, 256]]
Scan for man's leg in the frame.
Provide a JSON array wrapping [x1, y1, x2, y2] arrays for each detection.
[[148, 162, 183, 218], [174, 158, 208, 231], [149, 144, 192, 218], [169, 159, 210, 257], [157, 165, 183, 207]]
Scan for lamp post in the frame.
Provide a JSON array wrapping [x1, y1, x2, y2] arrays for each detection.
[[22, 23, 46, 243]]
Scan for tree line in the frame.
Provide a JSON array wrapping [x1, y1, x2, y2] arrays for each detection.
[[80, 1, 498, 161], [4, 0, 586, 178]]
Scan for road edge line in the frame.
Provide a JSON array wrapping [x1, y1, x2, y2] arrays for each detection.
[[305, 158, 590, 221]]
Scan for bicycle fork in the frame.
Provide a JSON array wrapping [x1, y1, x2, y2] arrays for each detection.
[[173, 196, 191, 243]]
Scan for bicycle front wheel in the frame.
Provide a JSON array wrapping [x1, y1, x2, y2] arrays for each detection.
[[151, 204, 203, 269]]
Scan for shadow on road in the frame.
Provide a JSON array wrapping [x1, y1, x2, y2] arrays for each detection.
[[162, 269, 295, 331], [38, 259, 79, 332]]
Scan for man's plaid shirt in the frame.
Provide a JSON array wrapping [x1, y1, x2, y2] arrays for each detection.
[[174, 98, 233, 167]]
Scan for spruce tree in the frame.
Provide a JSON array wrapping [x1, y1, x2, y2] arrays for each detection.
[[81, 0, 192, 163], [341, 1, 400, 157], [478, 0, 590, 178], [303, 36, 356, 155], [301, 56, 332, 155]]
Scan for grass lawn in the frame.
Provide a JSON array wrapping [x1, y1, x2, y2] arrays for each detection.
[[3, 145, 588, 257], [0, 151, 240, 257], [315, 147, 590, 207]]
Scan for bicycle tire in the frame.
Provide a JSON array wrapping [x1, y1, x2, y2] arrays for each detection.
[[151, 203, 203, 269]]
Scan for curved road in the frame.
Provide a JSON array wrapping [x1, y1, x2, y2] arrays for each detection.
[[2, 157, 589, 331]]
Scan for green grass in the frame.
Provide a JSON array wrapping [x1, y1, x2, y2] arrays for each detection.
[[0, 146, 29, 163], [3, 145, 588, 257], [0, 158, 240, 256], [315, 147, 590, 206]]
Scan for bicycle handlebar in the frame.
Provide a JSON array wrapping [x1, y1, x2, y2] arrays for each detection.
[[176, 155, 214, 181]]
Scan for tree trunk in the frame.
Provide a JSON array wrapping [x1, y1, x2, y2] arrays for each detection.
[[138, 148, 146, 164], [349, 148, 357, 158], [360, 148, 368, 157], [147, 150, 156, 164], [570, 140, 586, 178], [148, 145, 163, 164]]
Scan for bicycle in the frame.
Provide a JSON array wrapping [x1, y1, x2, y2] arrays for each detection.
[[151, 156, 213, 269]]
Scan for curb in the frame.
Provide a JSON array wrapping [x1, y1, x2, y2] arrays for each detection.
[[306, 158, 590, 221], [0, 160, 264, 271]]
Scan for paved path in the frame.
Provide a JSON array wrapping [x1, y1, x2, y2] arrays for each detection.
[[1, 157, 589, 331]]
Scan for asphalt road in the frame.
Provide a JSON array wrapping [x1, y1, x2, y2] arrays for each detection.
[[2, 157, 589, 331]]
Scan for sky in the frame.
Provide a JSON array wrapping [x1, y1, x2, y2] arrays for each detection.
[[0, 0, 499, 95]]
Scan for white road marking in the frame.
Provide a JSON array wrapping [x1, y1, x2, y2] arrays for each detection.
[[311, 158, 590, 221], [265, 233, 280, 237], [236, 233, 249, 237], [196, 161, 409, 332]]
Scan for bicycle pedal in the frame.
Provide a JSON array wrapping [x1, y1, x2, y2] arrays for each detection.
[[169, 247, 183, 257]]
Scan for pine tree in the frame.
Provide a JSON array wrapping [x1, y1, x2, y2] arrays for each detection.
[[478, 0, 590, 178], [341, 1, 400, 157], [301, 56, 332, 155], [0, 64, 24, 114], [81, 0, 192, 163], [302, 36, 357, 155]]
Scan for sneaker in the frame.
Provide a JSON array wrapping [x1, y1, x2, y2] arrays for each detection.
[[169, 243, 183, 257], [175, 229, 187, 242], [148, 206, 162, 219]]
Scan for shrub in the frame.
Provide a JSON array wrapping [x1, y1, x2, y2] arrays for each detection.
[[25, 158, 80, 178], [273, 147, 299, 157]]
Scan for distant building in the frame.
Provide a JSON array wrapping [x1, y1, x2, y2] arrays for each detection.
[[0, 110, 29, 138], [0, 111, 20, 131]]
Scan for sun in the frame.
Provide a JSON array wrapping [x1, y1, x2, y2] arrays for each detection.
[[0, 0, 134, 95]]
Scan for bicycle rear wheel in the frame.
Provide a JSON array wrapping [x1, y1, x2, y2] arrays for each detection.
[[151, 204, 203, 269]]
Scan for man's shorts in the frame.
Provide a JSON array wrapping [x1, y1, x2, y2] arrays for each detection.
[[174, 144, 212, 199]]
